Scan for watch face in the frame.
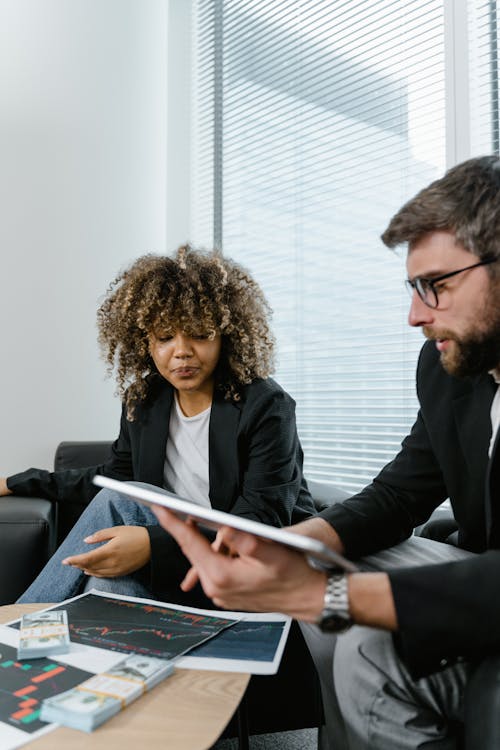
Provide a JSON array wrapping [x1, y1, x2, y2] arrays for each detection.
[[318, 613, 352, 633]]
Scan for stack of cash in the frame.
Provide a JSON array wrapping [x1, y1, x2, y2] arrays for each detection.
[[40, 654, 175, 732], [17, 610, 70, 660]]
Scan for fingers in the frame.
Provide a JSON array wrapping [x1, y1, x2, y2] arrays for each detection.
[[153, 507, 311, 611], [62, 551, 117, 577], [83, 527, 116, 544], [181, 566, 200, 592], [154, 508, 242, 599], [212, 530, 231, 556], [62, 547, 106, 570], [216, 527, 270, 558], [153, 507, 213, 567], [181, 532, 231, 591], [155, 506, 276, 567], [61, 527, 114, 563]]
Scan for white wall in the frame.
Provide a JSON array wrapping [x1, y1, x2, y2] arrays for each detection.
[[166, 0, 191, 251], [0, 0, 168, 473]]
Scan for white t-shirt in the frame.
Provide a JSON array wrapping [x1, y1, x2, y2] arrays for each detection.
[[489, 369, 500, 459], [163, 395, 211, 507]]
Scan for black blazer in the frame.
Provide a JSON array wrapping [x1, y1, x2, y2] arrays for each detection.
[[321, 341, 499, 677], [8, 375, 314, 600]]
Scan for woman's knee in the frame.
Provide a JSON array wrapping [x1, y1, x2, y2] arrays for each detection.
[[93, 486, 157, 525]]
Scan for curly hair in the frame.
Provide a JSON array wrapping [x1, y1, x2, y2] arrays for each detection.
[[381, 155, 500, 277], [97, 246, 275, 418]]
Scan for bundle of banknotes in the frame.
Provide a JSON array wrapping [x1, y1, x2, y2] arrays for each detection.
[[17, 610, 70, 660], [40, 654, 175, 732]]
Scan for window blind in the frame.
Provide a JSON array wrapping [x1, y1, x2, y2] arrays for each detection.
[[468, 0, 500, 154], [189, 0, 448, 492]]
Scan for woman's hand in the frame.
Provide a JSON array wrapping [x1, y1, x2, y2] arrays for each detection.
[[62, 526, 151, 578]]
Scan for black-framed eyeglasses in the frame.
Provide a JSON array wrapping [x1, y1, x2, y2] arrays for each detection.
[[405, 257, 498, 309]]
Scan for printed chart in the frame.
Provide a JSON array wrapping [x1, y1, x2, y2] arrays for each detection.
[[47, 594, 236, 659], [0, 643, 91, 735], [189, 620, 286, 661]]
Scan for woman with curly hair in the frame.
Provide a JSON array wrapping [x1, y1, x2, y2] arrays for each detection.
[[4, 246, 314, 604]]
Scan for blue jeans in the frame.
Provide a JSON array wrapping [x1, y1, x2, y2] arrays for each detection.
[[18, 486, 160, 603]]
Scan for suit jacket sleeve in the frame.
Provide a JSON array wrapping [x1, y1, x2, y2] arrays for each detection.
[[6, 407, 134, 505], [389, 550, 500, 678], [229, 384, 315, 526]]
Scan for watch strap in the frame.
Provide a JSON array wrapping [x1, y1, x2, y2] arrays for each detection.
[[317, 573, 353, 632]]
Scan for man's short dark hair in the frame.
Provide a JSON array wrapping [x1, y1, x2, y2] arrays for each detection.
[[381, 155, 500, 269]]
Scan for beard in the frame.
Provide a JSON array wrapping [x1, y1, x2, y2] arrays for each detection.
[[423, 294, 500, 378]]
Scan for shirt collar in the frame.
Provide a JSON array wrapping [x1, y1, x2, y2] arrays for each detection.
[[489, 368, 500, 385]]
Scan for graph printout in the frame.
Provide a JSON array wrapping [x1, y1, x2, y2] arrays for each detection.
[[41, 594, 237, 660], [188, 619, 286, 661], [8, 591, 292, 676]]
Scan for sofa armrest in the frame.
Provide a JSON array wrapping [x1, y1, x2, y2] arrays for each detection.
[[53, 441, 113, 545], [0, 497, 56, 604], [55, 441, 113, 470], [414, 503, 458, 542], [307, 478, 350, 513]]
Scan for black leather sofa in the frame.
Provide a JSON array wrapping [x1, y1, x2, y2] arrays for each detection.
[[0, 441, 113, 606], [0, 497, 55, 605]]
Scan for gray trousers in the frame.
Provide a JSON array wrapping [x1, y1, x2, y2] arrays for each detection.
[[300, 536, 472, 750]]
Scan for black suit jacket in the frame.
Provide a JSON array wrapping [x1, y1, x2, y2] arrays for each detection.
[[8, 375, 314, 600], [321, 341, 499, 677]]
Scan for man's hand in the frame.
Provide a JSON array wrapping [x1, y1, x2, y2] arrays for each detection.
[[181, 529, 230, 592], [62, 526, 151, 578], [0, 478, 12, 496], [154, 509, 399, 630], [153, 507, 327, 621], [182, 515, 345, 591]]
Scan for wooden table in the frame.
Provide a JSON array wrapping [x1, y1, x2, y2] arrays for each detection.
[[0, 604, 250, 750]]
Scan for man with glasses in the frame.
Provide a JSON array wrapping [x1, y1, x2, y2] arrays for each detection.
[[153, 155, 500, 750]]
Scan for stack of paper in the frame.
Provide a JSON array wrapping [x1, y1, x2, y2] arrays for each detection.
[[17, 610, 70, 660], [40, 654, 174, 732]]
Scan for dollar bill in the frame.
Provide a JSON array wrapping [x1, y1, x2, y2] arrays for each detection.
[[40, 654, 174, 732], [17, 610, 70, 660]]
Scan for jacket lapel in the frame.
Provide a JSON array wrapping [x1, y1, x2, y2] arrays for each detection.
[[137, 381, 173, 487], [208, 390, 241, 512]]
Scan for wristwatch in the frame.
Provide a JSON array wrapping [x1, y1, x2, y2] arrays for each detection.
[[317, 573, 353, 633]]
